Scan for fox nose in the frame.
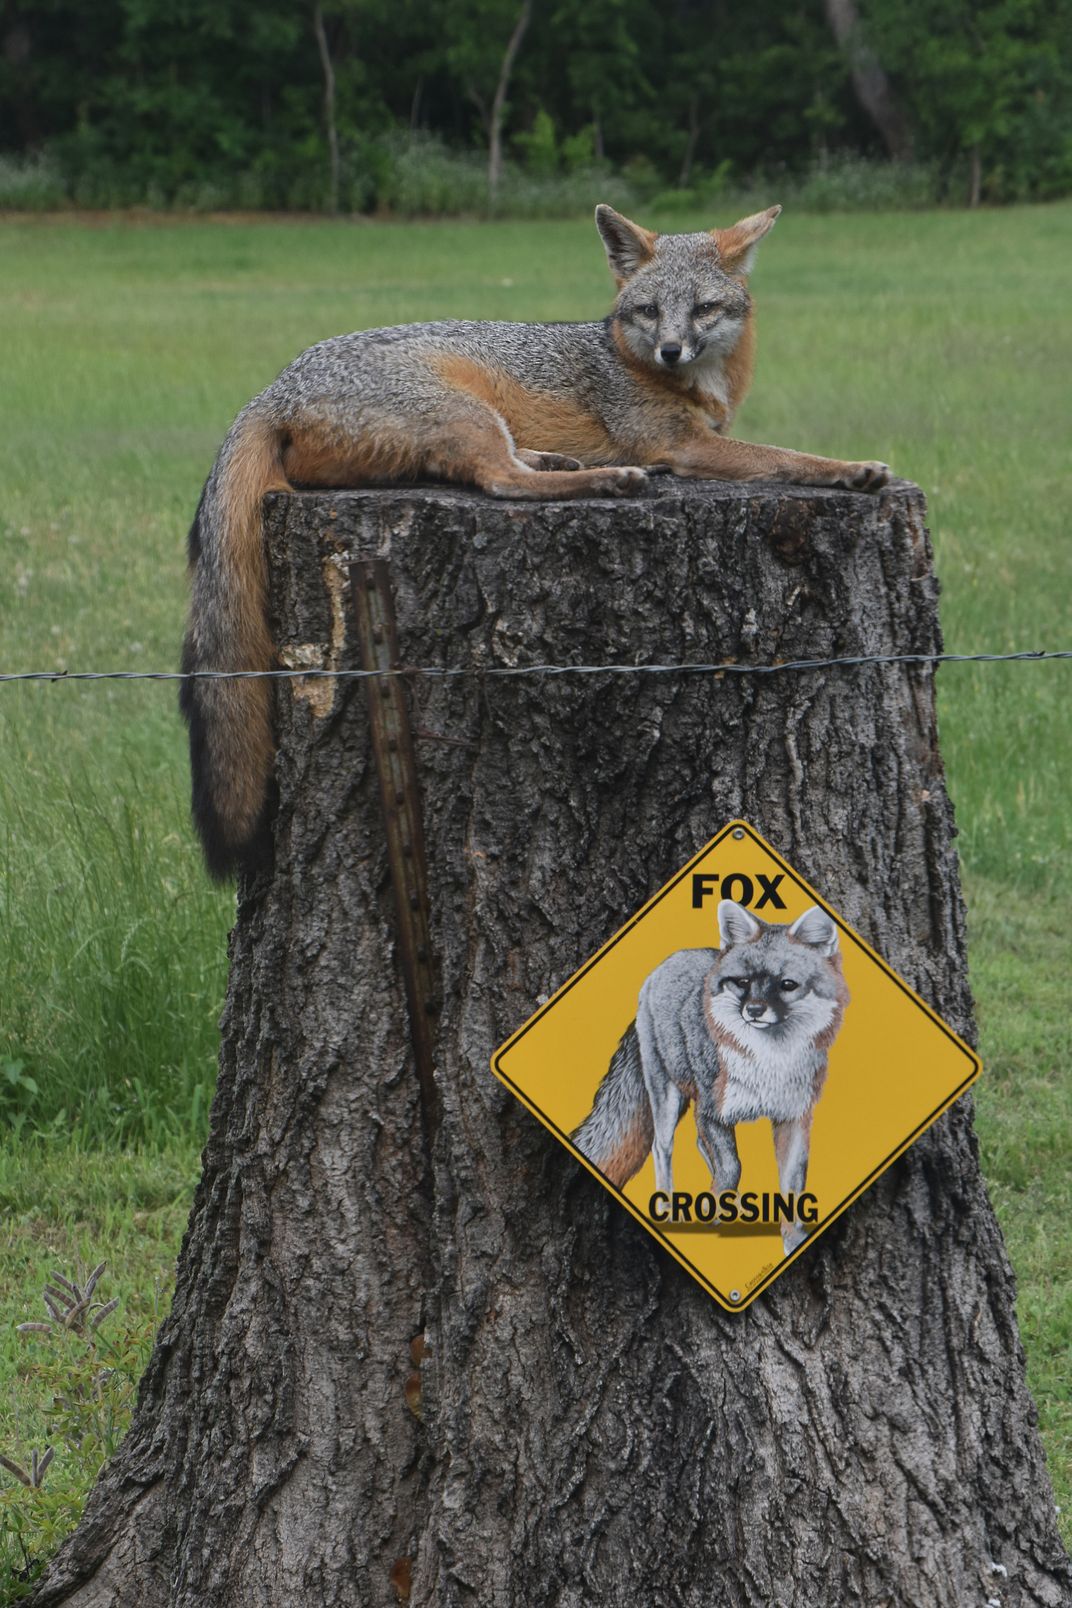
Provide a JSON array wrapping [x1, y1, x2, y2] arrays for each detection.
[[744, 1002, 766, 1020], [659, 342, 682, 366]]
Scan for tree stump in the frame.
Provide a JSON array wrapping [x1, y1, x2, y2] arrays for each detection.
[[32, 480, 1071, 1608]]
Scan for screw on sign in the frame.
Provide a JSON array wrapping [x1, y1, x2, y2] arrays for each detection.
[[492, 820, 980, 1311]]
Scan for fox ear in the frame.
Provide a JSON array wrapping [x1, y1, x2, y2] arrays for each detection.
[[595, 204, 657, 283], [788, 905, 839, 957], [718, 900, 762, 949], [712, 204, 781, 278]]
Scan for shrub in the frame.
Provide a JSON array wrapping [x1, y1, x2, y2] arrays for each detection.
[[378, 134, 488, 217], [514, 109, 559, 179], [491, 164, 634, 220], [791, 154, 942, 213], [0, 155, 68, 212], [0, 140, 969, 219]]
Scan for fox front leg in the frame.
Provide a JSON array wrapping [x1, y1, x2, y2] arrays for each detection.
[[772, 1116, 814, 1255], [636, 999, 689, 1194], [694, 1087, 741, 1196], [645, 1079, 686, 1196], [665, 432, 890, 492]]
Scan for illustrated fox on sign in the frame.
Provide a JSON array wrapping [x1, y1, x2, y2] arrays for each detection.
[[572, 900, 851, 1254], [180, 202, 890, 881]]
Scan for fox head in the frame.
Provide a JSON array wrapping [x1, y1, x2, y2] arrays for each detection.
[[595, 203, 781, 373], [706, 900, 850, 1048]]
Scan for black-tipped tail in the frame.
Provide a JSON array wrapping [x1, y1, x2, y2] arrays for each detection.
[[571, 1023, 653, 1188], [180, 413, 286, 881], [179, 632, 274, 883]]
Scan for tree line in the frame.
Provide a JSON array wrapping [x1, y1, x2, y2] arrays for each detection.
[[1, 0, 1069, 211]]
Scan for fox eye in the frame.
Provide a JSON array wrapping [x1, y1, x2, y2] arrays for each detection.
[[779, 979, 799, 992], [635, 302, 658, 319], [726, 976, 751, 990], [694, 301, 718, 317]]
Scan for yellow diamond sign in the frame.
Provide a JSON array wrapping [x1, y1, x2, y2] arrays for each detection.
[[492, 821, 980, 1312]]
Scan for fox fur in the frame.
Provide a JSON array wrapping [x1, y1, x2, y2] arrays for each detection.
[[572, 900, 850, 1254], [181, 204, 890, 878]]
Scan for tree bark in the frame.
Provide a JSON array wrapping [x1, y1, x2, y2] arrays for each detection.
[[487, 0, 532, 198], [312, 2, 340, 215], [823, 0, 913, 161], [30, 480, 1070, 1607], [678, 92, 701, 187]]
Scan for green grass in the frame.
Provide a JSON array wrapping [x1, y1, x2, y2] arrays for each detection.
[[0, 206, 1069, 1578], [967, 877, 1072, 1531], [0, 1145, 198, 1595]]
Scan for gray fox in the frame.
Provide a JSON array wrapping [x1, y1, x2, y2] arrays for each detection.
[[181, 203, 890, 877], [572, 900, 850, 1254]]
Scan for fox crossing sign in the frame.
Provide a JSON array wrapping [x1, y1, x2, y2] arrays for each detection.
[[492, 821, 980, 1312]]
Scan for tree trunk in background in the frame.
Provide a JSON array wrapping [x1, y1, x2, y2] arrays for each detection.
[[488, 0, 532, 197], [679, 93, 701, 186], [823, 0, 913, 161], [31, 481, 1071, 1607], [312, 3, 340, 214]]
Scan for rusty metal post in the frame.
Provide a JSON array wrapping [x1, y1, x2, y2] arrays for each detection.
[[350, 559, 440, 1139]]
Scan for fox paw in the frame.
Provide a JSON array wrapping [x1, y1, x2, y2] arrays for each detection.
[[782, 1223, 810, 1256], [835, 460, 890, 492], [591, 465, 649, 497]]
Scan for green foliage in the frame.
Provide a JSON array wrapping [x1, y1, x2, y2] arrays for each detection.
[[0, 155, 66, 212], [0, 758, 228, 1148], [648, 156, 943, 218], [969, 878, 1072, 1534], [865, 0, 1072, 201], [378, 135, 490, 217], [0, 0, 1069, 211], [560, 124, 599, 174], [0, 1147, 194, 1595], [789, 153, 943, 212], [0, 1060, 39, 1129], [0, 1263, 158, 1597], [514, 109, 559, 178]]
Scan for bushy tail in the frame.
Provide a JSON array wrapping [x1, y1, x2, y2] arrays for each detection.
[[180, 408, 290, 880], [571, 1023, 653, 1188]]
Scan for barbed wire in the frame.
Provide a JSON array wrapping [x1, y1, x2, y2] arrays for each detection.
[[0, 648, 1069, 685]]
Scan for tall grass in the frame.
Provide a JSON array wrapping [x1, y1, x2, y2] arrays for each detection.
[[0, 750, 227, 1148], [0, 1143, 198, 1597]]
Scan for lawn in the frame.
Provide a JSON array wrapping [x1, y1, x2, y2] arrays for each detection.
[[0, 205, 1069, 1585]]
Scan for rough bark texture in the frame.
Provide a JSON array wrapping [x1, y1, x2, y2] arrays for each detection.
[[31, 480, 1070, 1608], [487, 0, 532, 197], [312, 3, 340, 215], [823, 0, 914, 161]]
